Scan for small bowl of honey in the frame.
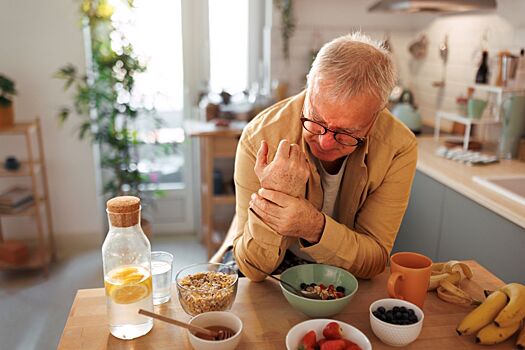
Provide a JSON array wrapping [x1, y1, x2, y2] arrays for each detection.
[[187, 311, 243, 350]]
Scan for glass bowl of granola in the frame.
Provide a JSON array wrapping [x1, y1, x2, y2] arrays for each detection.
[[175, 263, 238, 316]]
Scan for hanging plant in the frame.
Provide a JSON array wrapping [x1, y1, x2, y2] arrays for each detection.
[[55, 0, 167, 205], [275, 0, 296, 61]]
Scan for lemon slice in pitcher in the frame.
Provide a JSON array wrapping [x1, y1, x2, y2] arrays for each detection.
[[111, 284, 149, 304]]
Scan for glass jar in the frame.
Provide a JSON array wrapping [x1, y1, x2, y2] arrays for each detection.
[[102, 196, 153, 339]]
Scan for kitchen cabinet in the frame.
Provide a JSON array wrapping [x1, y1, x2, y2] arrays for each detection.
[[393, 171, 525, 282], [392, 171, 445, 261]]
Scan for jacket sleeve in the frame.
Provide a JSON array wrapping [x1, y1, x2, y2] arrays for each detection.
[[232, 134, 296, 281], [299, 139, 418, 279]]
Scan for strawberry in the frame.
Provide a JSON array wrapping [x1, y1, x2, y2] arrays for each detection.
[[319, 339, 346, 350], [298, 330, 317, 350], [342, 339, 361, 350], [323, 322, 343, 340]]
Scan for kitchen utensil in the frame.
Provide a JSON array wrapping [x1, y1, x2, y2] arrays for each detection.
[[138, 309, 234, 340], [433, 35, 448, 87], [391, 89, 422, 133], [187, 311, 243, 350], [408, 34, 428, 59], [279, 264, 359, 318], [175, 263, 238, 316], [467, 98, 488, 119], [243, 259, 320, 299], [369, 298, 424, 347], [286, 319, 372, 350], [499, 95, 525, 159], [387, 252, 432, 308]]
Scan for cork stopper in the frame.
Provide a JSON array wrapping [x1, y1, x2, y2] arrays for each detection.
[[106, 196, 141, 227]]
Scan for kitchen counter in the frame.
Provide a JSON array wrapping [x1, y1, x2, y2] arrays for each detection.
[[416, 137, 525, 229]]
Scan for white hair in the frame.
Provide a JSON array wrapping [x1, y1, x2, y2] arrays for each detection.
[[307, 31, 396, 105]]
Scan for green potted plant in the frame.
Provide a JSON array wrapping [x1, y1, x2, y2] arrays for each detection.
[[56, 0, 166, 234], [0, 74, 17, 129]]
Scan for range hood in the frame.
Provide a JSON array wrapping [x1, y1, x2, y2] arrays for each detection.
[[368, 0, 497, 13]]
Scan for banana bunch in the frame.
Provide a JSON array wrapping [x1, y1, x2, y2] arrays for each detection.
[[457, 283, 525, 346]]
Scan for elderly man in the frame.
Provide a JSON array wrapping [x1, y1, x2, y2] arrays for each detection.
[[231, 32, 417, 281]]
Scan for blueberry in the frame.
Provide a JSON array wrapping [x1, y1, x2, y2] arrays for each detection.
[[377, 306, 386, 314], [409, 315, 418, 323], [310, 283, 317, 287], [300, 283, 307, 289], [393, 306, 400, 313], [373, 311, 381, 319], [408, 308, 415, 315], [402, 312, 409, 320], [400, 306, 407, 313], [394, 312, 402, 320], [336, 286, 345, 293], [327, 296, 334, 300], [379, 314, 387, 322], [385, 313, 393, 322]]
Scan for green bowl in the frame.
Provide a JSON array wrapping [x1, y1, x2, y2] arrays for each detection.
[[279, 264, 358, 318]]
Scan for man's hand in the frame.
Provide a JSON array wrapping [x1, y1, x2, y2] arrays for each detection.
[[254, 139, 309, 198], [249, 188, 325, 243]]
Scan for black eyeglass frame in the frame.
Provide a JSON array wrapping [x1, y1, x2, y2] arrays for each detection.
[[300, 116, 366, 147]]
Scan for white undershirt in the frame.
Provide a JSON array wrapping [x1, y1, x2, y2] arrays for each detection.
[[289, 156, 348, 261]]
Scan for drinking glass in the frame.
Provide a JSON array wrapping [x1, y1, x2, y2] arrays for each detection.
[[151, 251, 174, 305]]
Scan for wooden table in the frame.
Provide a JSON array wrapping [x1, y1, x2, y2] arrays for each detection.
[[58, 261, 512, 349]]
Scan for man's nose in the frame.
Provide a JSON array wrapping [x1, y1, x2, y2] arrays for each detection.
[[318, 132, 337, 149]]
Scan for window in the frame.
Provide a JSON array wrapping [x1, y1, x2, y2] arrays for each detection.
[[208, 0, 249, 94], [111, 0, 186, 189]]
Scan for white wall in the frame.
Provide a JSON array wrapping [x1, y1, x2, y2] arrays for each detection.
[[271, 0, 525, 126], [0, 1, 103, 238]]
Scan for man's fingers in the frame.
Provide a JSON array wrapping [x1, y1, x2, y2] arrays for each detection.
[[275, 139, 291, 160], [250, 193, 281, 217], [254, 140, 268, 172], [257, 188, 294, 206]]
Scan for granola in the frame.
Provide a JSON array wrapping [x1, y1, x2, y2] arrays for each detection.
[[178, 271, 237, 315]]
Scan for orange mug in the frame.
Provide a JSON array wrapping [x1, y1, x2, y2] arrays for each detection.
[[387, 252, 432, 308]]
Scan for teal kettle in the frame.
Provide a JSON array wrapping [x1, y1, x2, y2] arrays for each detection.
[[391, 89, 422, 134]]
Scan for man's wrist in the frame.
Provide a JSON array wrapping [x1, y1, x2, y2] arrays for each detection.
[[305, 211, 325, 244]]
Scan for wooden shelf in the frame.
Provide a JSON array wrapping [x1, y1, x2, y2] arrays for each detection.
[[0, 121, 37, 135], [0, 246, 51, 270], [0, 161, 41, 177], [0, 198, 46, 217], [0, 118, 55, 277]]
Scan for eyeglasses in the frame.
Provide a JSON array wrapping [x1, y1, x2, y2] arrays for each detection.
[[300, 116, 365, 147]]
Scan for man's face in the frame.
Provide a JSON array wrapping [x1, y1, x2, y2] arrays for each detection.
[[302, 84, 382, 163]]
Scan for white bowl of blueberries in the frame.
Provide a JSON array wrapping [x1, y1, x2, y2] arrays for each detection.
[[369, 298, 424, 347]]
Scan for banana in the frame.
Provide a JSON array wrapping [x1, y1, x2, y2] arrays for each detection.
[[475, 321, 521, 345], [494, 283, 525, 327], [428, 271, 462, 291], [437, 286, 474, 306], [431, 262, 446, 273], [516, 323, 525, 349], [439, 280, 479, 303], [443, 260, 473, 279], [456, 290, 508, 336]]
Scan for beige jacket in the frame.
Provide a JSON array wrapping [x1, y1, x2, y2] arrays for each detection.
[[232, 91, 418, 281]]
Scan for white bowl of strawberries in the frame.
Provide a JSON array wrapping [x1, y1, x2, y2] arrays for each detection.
[[286, 319, 372, 350]]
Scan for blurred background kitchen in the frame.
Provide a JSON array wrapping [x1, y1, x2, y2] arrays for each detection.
[[0, 1, 524, 348]]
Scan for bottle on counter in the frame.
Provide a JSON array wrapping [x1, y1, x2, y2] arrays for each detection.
[[102, 196, 153, 340], [475, 50, 489, 84]]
